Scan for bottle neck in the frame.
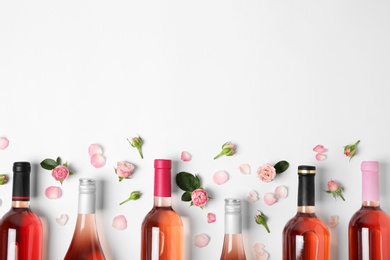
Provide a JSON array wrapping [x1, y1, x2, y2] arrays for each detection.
[[153, 168, 171, 198], [78, 191, 96, 214], [153, 196, 172, 207], [225, 212, 242, 234], [362, 170, 380, 204], [12, 171, 30, 202], [297, 174, 315, 208]]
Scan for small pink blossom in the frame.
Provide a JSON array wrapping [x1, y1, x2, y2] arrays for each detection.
[[52, 165, 69, 184], [194, 233, 210, 248], [214, 141, 236, 159], [88, 144, 103, 156], [212, 170, 229, 185], [313, 144, 326, 153], [191, 189, 209, 208], [328, 215, 339, 228], [207, 213, 216, 223], [115, 161, 135, 181], [112, 215, 127, 231], [0, 137, 9, 150], [257, 164, 276, 183], [56, 214, 68, 226], [325, 180, 345, 201], [253, 243, 269, 260], [263, 193, 277, 206], [274, 186, 288, 199], [90, 153, 106, 168], [181, 151, 191, 162], [45, 186, 62, 199], [327, 180, 338, 192], [344, 140, 360, 161], [247, 190, 259, 203], [239, 164, 251, 175], [315, 153, 327, 161]]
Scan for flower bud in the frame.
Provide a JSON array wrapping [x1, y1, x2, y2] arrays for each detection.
[[344, 140, 360, 161], [0, 174, 7, 185], [327, 180, 339, 192], [128, 135, 144, 159], [213, 142, 236, 159], [130, 191, 141, 200], [254, 211, 270, 233]]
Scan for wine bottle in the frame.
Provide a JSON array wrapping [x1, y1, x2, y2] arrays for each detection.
[[220, 198, 246, 260], [64, 178, 105, 260], [348, 161, 390, 259], [0, 161, 43, 260], [141, 159, 183, 260], [282, 165, 330, 260]]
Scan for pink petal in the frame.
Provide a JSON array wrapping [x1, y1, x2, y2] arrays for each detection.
[[56, 214, 68, 226], [88, 144, 103, 156], [90, 153, 106, 168], [328, 215, 339, 228], [194, 233, 210, 248], [247, 190, 259, 203], [213, 170, 229, 185], [45, 186, 62, 199], [263, 193, 277, 206], [181, 151, 191, 162], [315, 153, 327, 161], [0, 137, 9, 150], [112, 215, 127, 231], [207, 213, 216, 223], [313, 144, 326, 153], [254, 243, 269, 260], [238, 164, 251, 175], [274, 186, 288, 199]]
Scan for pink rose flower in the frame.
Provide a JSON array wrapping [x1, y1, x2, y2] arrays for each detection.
[[52, 165, 69, 184], [325, 180, 345, 201], [115, 161, 135, 181], [327, 180, 339, 192], [257, 164, 276, 183], [191, 189, 209, 208]]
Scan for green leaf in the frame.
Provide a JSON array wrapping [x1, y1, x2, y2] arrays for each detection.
[[195, 175, 201, 189], [40, 159, 58, 170], [69, 171, 74, 176], [181, 191, 192, 202], [56, 157, 62, 165], [176, 172, 198, 192], [274, 160, 289, 174]]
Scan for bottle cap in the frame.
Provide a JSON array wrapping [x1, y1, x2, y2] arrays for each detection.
[[12, 161, 31, 201], [297, 165, 315, 206], [224, 198, 241, 213], [298, 165, 316, 175], [13, 162, 31, 173], [361, 161, 379, 172], [79, 178, 96, 194], [361, 161, 380, 202], [154, 159, 172, 169], [154, 159, 172, 197]]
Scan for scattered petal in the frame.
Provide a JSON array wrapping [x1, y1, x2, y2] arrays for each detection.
[[56, 214, 68, 226], [247, 190, 259, 203], [207, 213, 216, 223], [181, 151, 191, 162], [328, 215, 339, 228], [90, 153, 106, 168], [254, 243, 269, 260], [0, 137, 9, 150], [239, 164, 251, 175], [313, 144, 326, 153], [194, 233, 210, 248], [274, 186, 288, 199], [263, 193, 277, 206], [212, 170, 229, 185], [112, 215, 127, 231], [45, 186, 62, 199], [315, 153, 327, 161], [88, 144, 103, 156]]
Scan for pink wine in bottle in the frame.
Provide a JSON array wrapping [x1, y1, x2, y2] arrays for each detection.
[[0, 162, 43, 260], [141, 159, 183, 260], [349, 161, 390, 259]]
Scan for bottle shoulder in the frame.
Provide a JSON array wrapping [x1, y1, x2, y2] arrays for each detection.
[[142, 206, 183, 227], [349, 206, 390, 227], [283, 212, 329, 234], [0, 207, 42, 227]]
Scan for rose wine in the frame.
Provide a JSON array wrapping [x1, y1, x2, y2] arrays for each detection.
[[0, 162, 43, 260], [220, 198, 246, 260], [282, 165, 330, 260], [64, 179, 105, 260], [141, 159, 183, 260], [348, 161, 390, 260]]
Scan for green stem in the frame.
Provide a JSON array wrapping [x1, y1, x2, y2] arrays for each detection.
[[137, 147, 144, 159], [213, 151, 224, 160], [263, 223, 270, 233], [119, 198, 130, 205]]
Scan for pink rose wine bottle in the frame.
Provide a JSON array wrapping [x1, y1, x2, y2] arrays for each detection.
[[348, 161, 390, 259], [282, 165, 330, 260], [220, 198, 246, 260], [141, 159, 183, 260], [64, 179, 105, 260], [0, 162, 43, 260]]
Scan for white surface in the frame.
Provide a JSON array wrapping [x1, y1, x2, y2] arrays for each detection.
[[1, 1, 390, 259]]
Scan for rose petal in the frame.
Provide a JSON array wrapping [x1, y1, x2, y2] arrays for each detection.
[[181, 151, 191, 162], [207, 213, 216, 223], [56, 214, 68, 226], [263, 193, 277, 206], [45, 186, 62, 199], [238, 164, 251, 175], [328, 215, 339, 228], [274, 186, 288, 199], [247, 190, 259, 203], [0, 137, 9, 150], [112, 215, 127, 231], [88, 144, 103, 156], [212, 170, 229, 185], [90, 153, 106, 168], [315, 153, 327, 161], [194, 233, 210, 248], [313, 144, 326, 153], [254, 243, 269, 260]]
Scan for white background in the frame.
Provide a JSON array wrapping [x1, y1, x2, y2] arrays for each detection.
[[1, 1, 390, 259]]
